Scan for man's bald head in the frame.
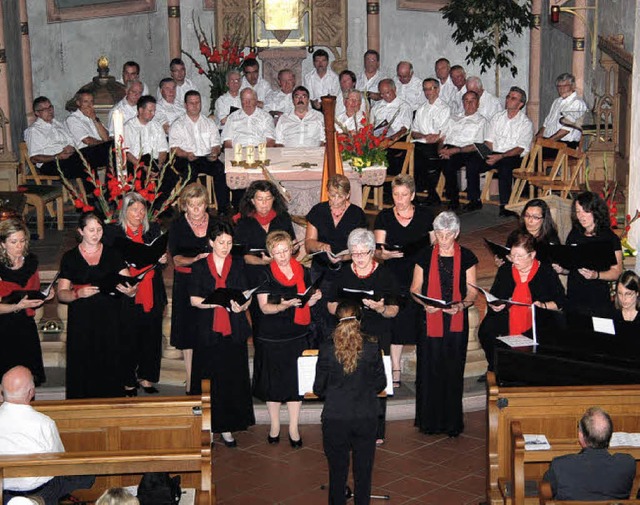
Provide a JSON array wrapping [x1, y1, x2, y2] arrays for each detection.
[[578, 407, 613, 449], [1, 366, 35, 404]]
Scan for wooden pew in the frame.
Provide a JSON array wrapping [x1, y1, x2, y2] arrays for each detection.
[[486, 372, 640, 505], [0, 382, 214, 504], [538, 481, 640, 505]]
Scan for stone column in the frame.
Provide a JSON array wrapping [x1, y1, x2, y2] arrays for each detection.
[[167, 0, 181, 60], [527, 0, 542, 129], [366, 1, 380, 52], [0, 2, 12, 152], [571, 0, 586, 95], [19, 0, 34, 125]]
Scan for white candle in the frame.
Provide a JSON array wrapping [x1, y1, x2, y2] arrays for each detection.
[[246, 145, 255, 164], [112, 110, 125, 176], [258, 142, 267, 162], [234, 143, 243, 163]]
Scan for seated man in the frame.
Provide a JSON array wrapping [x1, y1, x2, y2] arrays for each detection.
[[371, 78, 413, 175], [435, 57, 456, 110], [448, 65, 467, 117], [264, 69, 296, 122], [411, 78, 450, 204], [336, 90, 365, 132], [169, 90, 228, 211], [275, 86, 325, 148], [394, 61, 426, 112], [159, 58, 197, 105], [214, 70, 242, 127], [438, 90, 487, 211], [116, 60, 149, 95], [357, 49, 385, 102], [466, 86, 533, 217], [65, 91, 110, 150], [240, 58, 272, 107], [465, 76, 502, 121], [335, 69, 359, 117], [124, 95, 168, 169], [0, 366, 95, 505], [155, 78, 185, 134], [543, 407, 635, 500], [108, 81, 144, 135], [222, 88, 276, 149], [304, 49, 340, 110], [536, 72, 588, 155]]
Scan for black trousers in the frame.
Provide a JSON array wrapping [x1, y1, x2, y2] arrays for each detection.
[[477, 310, 509, 372], [3, 475, 95, 505], [121, 302, 164, 386], [172, 156, 229, 210], [465, 154, 522, 205], [442, 150, 483, 203], [541, 139, 580, 159], [322, 417, 377, 505], [413, 142, 443, 197], [39, 141, 113, 192]]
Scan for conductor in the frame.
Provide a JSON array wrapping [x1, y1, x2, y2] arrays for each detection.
[[314, 301, 387, 505]]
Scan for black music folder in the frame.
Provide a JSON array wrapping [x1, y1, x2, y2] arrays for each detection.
[[2, 272, 60, 303], [411, 291, 461, 309], [95, 264, 156, 296], [484, 239, 510, 262], [537, 242, 617, 271], [114, 233, 169, 267], [376, 234, 431, 256]]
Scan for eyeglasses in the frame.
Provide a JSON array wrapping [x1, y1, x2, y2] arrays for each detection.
[[508, 252, 532, 261], [351, 250, 371, 258], [523, 213, 543, 221]]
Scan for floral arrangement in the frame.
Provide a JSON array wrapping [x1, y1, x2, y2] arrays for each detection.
[[182, 16, 255, 115], [620, 210, 639, 257], [336, 116, 388, 174], [57, 146, 190, 223]]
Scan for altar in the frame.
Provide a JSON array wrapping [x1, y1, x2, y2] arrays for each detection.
[[224, 147, 387, 218]]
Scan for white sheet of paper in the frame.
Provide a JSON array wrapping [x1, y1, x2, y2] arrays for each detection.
[[523, 434, 551, 450], [497, 335, 537, 347], [592, 316, 616, 335]]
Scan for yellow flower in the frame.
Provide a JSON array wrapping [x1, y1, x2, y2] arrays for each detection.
[[352, 157, 364, 168]]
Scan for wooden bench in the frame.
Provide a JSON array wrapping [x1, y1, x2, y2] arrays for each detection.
[[538, 480, 640, 505], [486, 372, 640, 505], [0, 381, 214, 504]]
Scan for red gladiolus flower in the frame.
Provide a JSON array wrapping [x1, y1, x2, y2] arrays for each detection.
[[74, 199, 84, 209], [198, 68, 205, 75], [82, 204, 95, 212], [610, 216, 618, 227], [626, 225, 631, 232], [246, 52, 256, 59], [626, 214, 632, 221], [222, 38, 231, 50], [93, 188, 101, 197]]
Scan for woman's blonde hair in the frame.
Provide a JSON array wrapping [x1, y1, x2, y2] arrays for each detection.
[[95, 488, 139, 505], [327, 174, 351, 196], [333, 302, 363, 374], [0, 218, 29, 267], [265, 230, 292, 254], [178, 182, 209, 212]]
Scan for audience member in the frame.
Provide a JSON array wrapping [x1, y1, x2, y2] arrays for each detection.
[[435, 57, 456, 108], [394, 61, 426, 111], [275, 86, 325, 147], [0, 366, 95, 505], [264, 69, 296, 121], [448, 65, 467, 116], [411, 78, 451, 204], [222, 88, 276, 149], [214, 70, 242, 127], [108, 81, 144, 135], [543, 407, 635, 500], [240, 58, 272, 106], [166, 58, 197, 105], [116, 61, 149, 95], [336, 90, 365, 132], [65, 91, 110, 149], [335, 69, 358, 117], [124, 95, 168, 169], [304, 49, 340, 110], [155, 78, 184, 134], [465, 76, 502, 121], [357, 49, 385, 102]]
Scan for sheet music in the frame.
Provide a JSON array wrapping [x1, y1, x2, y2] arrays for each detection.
[[532, 304, 537, 345], [610, 432, 640, 447], [497, 335, 538, 347], [524, 434, 551, 450], [297, 354, 394, 396], [592, 317, 616, 335]]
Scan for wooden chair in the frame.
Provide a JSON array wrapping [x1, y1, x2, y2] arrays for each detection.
[[362, 141, 414, 213], [18, 142, 64, 240], [197, 173, 218, 210], [534, 147, 587, 198]]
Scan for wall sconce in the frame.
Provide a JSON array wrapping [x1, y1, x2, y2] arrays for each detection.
[[549, 0, 599, 69], [250, 0, 313, 51]]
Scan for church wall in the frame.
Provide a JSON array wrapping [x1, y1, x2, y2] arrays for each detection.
[[2, 0, 27, 150]]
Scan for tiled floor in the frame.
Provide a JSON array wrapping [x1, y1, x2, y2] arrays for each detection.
[[211, 411, 487, 504]]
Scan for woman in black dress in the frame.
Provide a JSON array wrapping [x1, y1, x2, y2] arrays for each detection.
[[255, 230, 322, 448], [327, 228, 399, 445], [613, 271, 640, 324], [306, 174, 367, 341], [189, 220, 254, 447], [169, 183, 215, 394], [314, 302, 386, 505], [0, 218, 51, 385], [478, 230, 566, 375], [410, 211, 478, 437], [554, 191, 622, 316], [58, 212, 136, 398], [105, 192, 168, 396], [374, 174, 433, 387]]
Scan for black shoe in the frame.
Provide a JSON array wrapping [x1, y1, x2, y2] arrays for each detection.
[[124, 388, 137, 397], [221, 435, 237, 448], [499, 206, 519, 218], [267, 433, 280, 444], [289, 434, 303, 448], [140, 384, 159, 394], [447, 200, 460, 211], [463, 200, 483, 212]]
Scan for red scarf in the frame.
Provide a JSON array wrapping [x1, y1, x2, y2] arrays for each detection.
[[126, 225, 155, 313], [426, 243, 463, 337], [509, 260, 540, 335], [207, 253, 232, 336], [252, 209, 277, 227], [0, 272, 40, 317], [270, 258, 310, 325]]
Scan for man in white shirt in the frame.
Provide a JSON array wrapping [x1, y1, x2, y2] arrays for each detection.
[[240, 58, 272, 107], [264, 69, 296, 122], [394, 61, 426, 112], [214, 70, 242, 127], [438, 90, 487, 210], [116, 60, 149, 95], [275, 86, 325, 148], [536, 72, 588, 155], [469, 86, 533, 216], [155, 78, 185, 134], [161, 58, 197, 105], [466, 76, 503, 121], [108, 81, 144, 135], [304, 49, 340, 110], [448, 65, 468, 117], [222, 88, 276, 149], [336, 90, 365, 132], [357, 49, 385, 102], [124, 95, 168, 169], [0, 366, 94, 504], [371, 79, 413, 176], [65, 91, 110, 150], [411, 78, 451, 204], [435, 57, 456, 109], [335, 70, 359, 117], [169, 90, 229, 211]]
